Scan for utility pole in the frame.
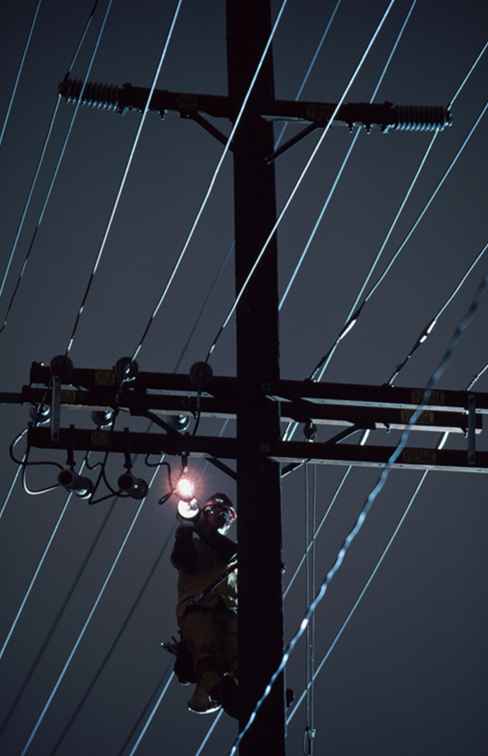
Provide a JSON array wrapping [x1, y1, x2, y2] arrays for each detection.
[[0, 1, 453, 752], [226, 2, 285, 751]]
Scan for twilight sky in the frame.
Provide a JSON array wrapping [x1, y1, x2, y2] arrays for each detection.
[[0, 1, 487, 754]]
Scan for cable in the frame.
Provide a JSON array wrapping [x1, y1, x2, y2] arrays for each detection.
[[0, 465, 23, 523], [50, 525, 176, 755], [194, 710, 224, 756], [1, 184, 236, 742], [286, 432, 448, 725], [279, 40, 488, 446], [65, 0, 184, 354], [288, 336, 488, 725], [283, 237, 488, 601], [229, 267, 488, 755], [387, 238, 488, 384], [19, 448, 169, 754], [309, 96, 488, 383], [186, 0, 342, 395], [274, 0, 343, 151], [0, 466, 84, 663], [196, 10, 416, 746], [279, 0, 417, 312], [131, 0, 291, 362], [0, 0, 101, 321], [125, 671, 176, 756], [283, 431, 370, 601], [0, 496, 118, 736], [117, 664, 175, 756], [205, 0, 399, 362], [0, 0, 44, 147]]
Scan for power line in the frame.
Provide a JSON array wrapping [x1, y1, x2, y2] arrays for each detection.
[[49, 525, 176, 754], [19, 456, 162, 754], [205, 0, 399, 363], [229, 266, 488, 755], [287, 340, 488, 725], [0, 495, 118, 736], [126, 670, 176, 756], [0, 0, 104, 320], [0, 447, 23, 522], [387, 238, 488, 384], [0, 0, 44, 147], [278, 0, 418, 312], [278, 39, 488, 446], [130, 0, 291, 363], [189, 0, 344, 366], [0, 213, 238, 743], [0, 480, 80, 662], [65, 0, 185, 354], [117, 664, 175, 756], [196, 4, 419, 749], [283, 235, 487, 602], [274, 0, 343, 151], [310, 96, 488, 384], [286, 432, 448, 725]]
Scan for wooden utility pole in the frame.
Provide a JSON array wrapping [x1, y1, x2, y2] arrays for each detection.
[[226, 2, 285, 751]]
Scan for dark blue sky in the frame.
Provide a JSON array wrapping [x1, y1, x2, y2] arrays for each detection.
[[0, 1, 487, 754]]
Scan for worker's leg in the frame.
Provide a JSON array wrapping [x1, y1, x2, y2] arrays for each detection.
[[212, 607, 239, 719], [215, 607, 238, 679], [180, 608, 222, 713]]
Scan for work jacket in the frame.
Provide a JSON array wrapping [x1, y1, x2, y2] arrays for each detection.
[[171, 525, 238, 623]]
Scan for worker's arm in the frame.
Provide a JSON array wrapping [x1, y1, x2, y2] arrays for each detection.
[[196, 525, 237, 564], [171, 525, 198, 572]]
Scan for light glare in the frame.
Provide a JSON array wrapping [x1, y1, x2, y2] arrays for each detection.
[[176, 477, 195, 500]]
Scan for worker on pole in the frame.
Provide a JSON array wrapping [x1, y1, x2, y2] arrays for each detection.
[[170, 493, 239, 716]]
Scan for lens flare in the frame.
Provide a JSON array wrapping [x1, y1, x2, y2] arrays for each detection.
[[176, 477, 195, 500]]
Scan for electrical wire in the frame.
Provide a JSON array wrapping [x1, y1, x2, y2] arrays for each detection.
[[274, 0, 343, 151], [279, 38, 488, 445], [0, 464, 23, 523], [309, 96, 488, 383], [194, 710, 224, 756], [278, 0, 417, 312], [125, 670, 176, 756], [0, 464, 84, 663], [205, 0, 399, 363], [0, 496, 118, 736], [195, 7, 417, 748], [187, 0, 342, 390], [117, 665, 175, 756], [283, 236, 488, 602], [130, 0, 291, 362], [386, 238, 488, 384], [303, 464, 317, 754], [288, 340, 488, 725], [65, 0, 184, 354], [49, 525, 176, 755], [229, 267, 488, 755], [19, 457, 159, 755], [0, 197, 237, 743], [0, 0, 102, 323], [286, 432, 448, 725], [0, 0, 44, 147]]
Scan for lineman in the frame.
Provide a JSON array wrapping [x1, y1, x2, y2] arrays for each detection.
[[170, 493, 238, 716]]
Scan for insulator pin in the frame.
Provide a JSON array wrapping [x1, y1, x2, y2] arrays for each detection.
[[58, 78, 125, 113], [388, 104, 451, 133]]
